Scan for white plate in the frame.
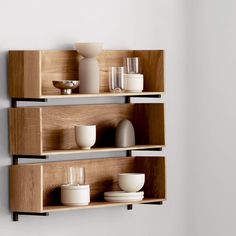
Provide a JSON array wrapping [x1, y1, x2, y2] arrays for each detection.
[[104, 191, 144, 197], [104, 196, 144, 202]]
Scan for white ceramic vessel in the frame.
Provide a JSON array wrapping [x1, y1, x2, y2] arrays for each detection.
[[75, 125, 96, 150], [61, 184, 90, 206], [75, 42, 103, 58], [118, 173, 145, 192], [124, 74, 144, 92], [75, 42, 103, 94]]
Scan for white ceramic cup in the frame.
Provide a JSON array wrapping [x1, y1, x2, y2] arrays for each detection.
[[124, 74, 144, 92], [61, 184, 90, 206], [75, 125, 96, 150]]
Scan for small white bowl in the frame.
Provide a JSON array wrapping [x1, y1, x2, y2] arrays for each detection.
[[118, 173, 145, 192]]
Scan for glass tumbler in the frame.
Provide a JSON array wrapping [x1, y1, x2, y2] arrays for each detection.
[[109, 67, 125, 93], [124, 57, 141, 74], [67, 167, 85, 185]]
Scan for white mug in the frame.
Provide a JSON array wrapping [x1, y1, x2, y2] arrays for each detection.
[[75, 125, 96, 150]]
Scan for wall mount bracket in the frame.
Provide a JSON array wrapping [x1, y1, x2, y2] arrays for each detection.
[[142, 201, 163, 205], [12, 155, 48, 165], [126, 201, 163, 211], [13, 212, 49, 222], [125, 94, 162, 103], [11, 98, 48, 108]]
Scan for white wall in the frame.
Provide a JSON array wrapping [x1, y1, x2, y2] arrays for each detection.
[[188, 0, 236, 235], [0, 0, 189, 235]]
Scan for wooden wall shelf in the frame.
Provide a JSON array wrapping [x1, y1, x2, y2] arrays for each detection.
[[8, 48, 166, 221], [8, 50, 164, 98], [10, 156, 166, 213], [9, 103, 165, 156]]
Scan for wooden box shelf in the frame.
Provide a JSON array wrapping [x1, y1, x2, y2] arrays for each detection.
[[9, 103, 165, 156], [8, 50, 164, 98], [8, 47, 166, 221], [10, 156, 166, 213]]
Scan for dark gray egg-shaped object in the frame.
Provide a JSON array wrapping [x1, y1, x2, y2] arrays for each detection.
[[115, 119, 135, 147]]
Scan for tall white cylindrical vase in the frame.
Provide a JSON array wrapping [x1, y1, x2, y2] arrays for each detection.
[[75, 42, 103, 94]]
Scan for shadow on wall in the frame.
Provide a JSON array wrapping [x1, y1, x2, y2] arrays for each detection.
[[0, 165, 11, 215], [0, 51, 8, 99], [0, 51, 10, 156], [0, 51, 12, 215]]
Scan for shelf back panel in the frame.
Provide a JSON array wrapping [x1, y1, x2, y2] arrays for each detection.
[[136, 157, 166, 198], [41, 156, 165, 206], [134, 50, 164, 93], [41, 103, 165, 152]]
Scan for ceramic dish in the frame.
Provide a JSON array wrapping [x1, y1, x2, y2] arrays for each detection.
[[104, 195, 144, 203], [104, 191, 144, 197]]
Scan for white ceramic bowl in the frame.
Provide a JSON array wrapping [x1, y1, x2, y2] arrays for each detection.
[[75, 125, 96, 150], [74, 42, 103, 58], [118, 173, 145, 192]]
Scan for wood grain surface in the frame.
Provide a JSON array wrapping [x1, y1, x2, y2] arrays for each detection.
[[43, 198, 165, 212], [10, 156, 165, 212], [41, 103, 165, 152], [8, 51, 41, 98], [10, 164, 43, 212], [8, 50, 164, 98], [9, 107, 42, 155], [9, 103, 164, 155]]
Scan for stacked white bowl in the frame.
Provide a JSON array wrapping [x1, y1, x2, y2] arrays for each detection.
[[104, 173, 145, 202]]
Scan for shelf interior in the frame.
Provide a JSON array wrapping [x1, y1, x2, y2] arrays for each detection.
[[10, 156, 166, 213], [9, 103, 165, 155], [9, 50, 164, 98]]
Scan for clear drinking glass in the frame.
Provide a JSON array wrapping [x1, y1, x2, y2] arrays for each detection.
[[77, 167, 85, 185], [109, 66, 125, 93], [67, 167, 85, 185], [124, 57, 141, 74]]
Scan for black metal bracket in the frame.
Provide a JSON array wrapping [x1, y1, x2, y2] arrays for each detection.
[[11, 98, 48, 108], [142, 201, 163, 205], [126, 148, 162, 157], [126, 150, 132, 156], [126, 201, 163, 210], [127, 204, 133, 210], [144, 147, 163, 151], [13, 212, 49, 221], [125, 94, 162, 103], [13, 155, 48, 165]]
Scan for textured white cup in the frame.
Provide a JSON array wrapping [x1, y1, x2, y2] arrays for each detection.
[[118, 173, 145, 192], [124, 74, 144, 92], [75, 125, 96, 150], [61, 184, 90, 206]]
